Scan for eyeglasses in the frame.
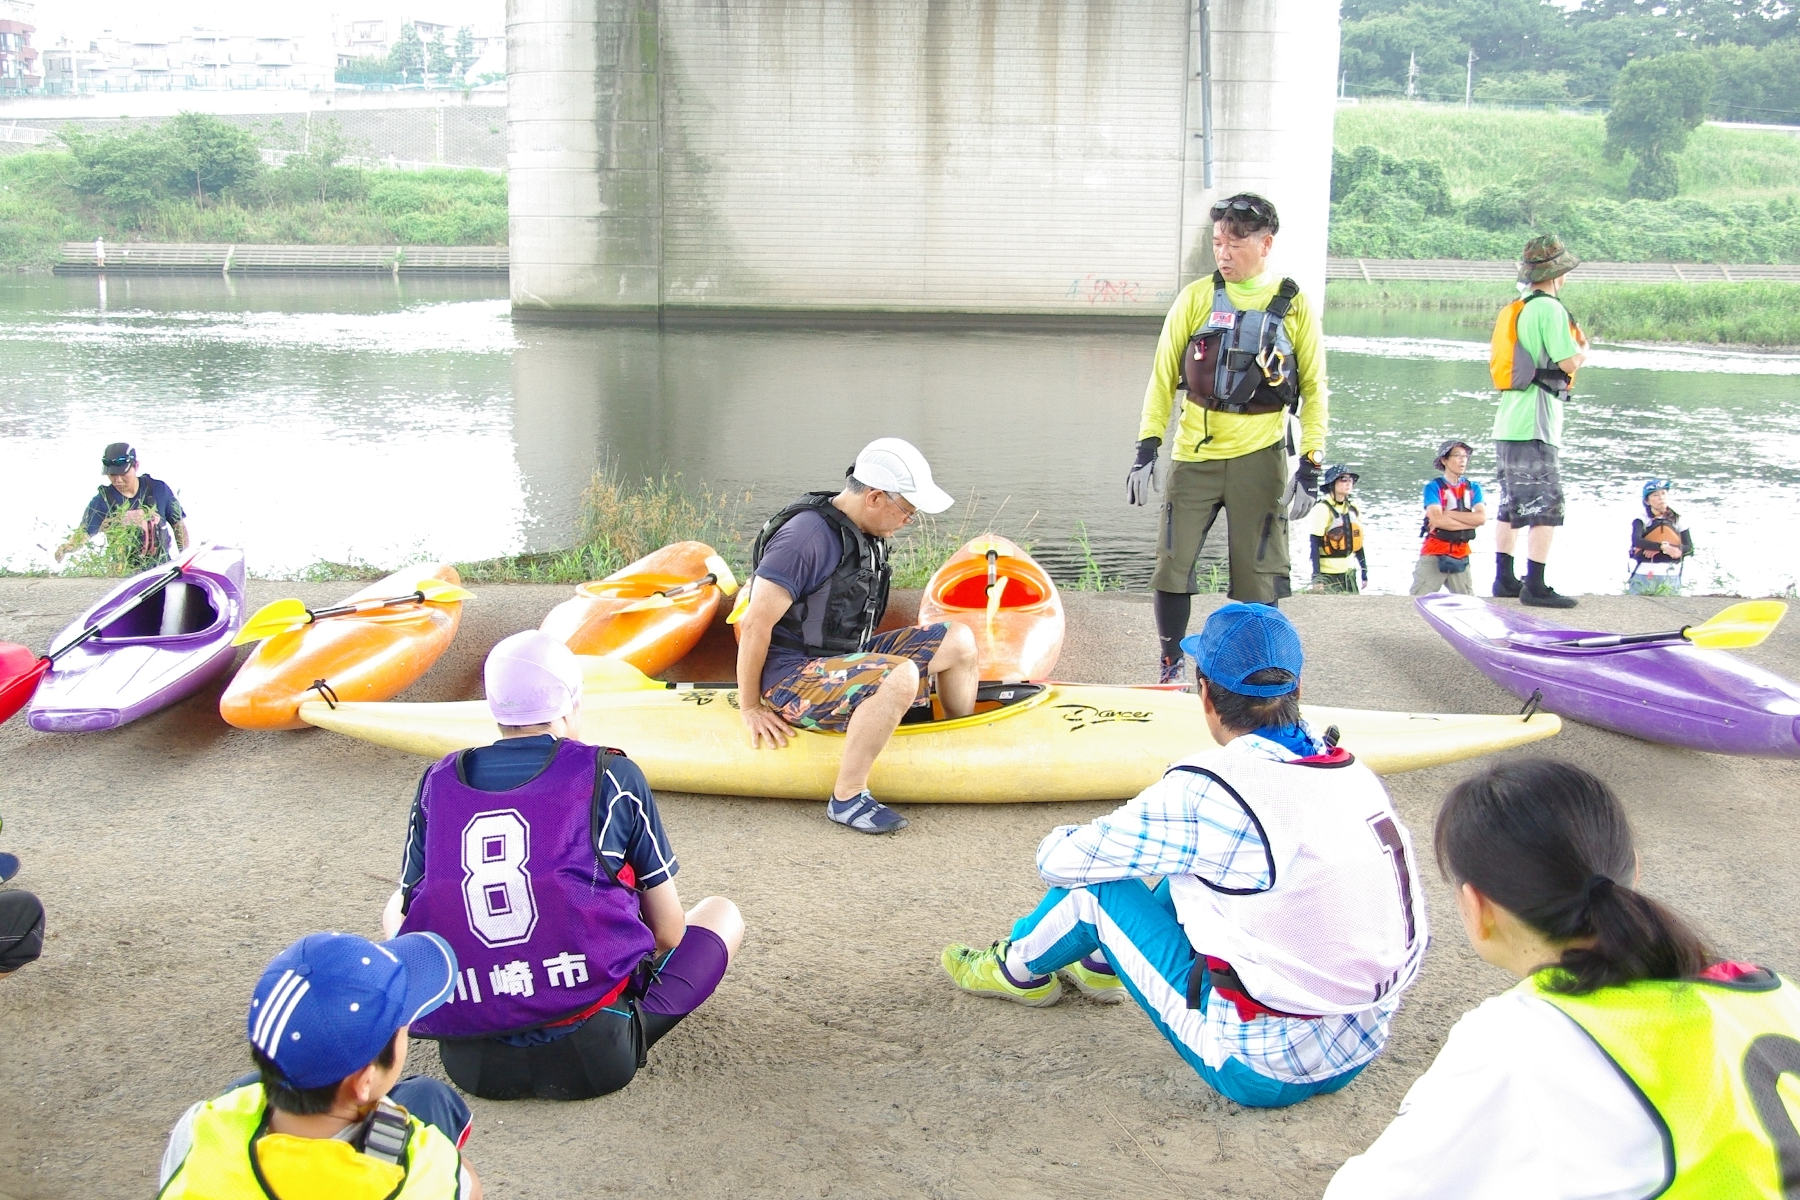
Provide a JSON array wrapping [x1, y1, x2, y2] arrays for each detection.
[[886, 492, 917, 520]]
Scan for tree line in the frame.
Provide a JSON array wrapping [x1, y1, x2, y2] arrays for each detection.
[[1342, 0, 1800, 123], [336, 24, 485, 88]]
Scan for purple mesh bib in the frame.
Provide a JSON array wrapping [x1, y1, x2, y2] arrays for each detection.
[[400, 740, 654, 1039]]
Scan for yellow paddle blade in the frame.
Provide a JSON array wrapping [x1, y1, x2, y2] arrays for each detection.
[[233, 598, 309, 645], [1684, 600, 1786, 650], [726, 585, 752, 625], [986, 576, 1005, 624], [705, 555, 739, 596], [575, 654, 665, 693], [415, 579, 475, 604], [617, 594, 676, 615]]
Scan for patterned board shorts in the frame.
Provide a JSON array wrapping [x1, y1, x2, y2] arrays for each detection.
[[764, 623, 950, 733], [1494, 438, 1565, 527]]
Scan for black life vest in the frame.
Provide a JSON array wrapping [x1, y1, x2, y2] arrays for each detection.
[[1420, 477, 1477, 544], [1318, 499, 1362, 558], [752, 493, 891, 657], [1177, 272, 1302, 416]]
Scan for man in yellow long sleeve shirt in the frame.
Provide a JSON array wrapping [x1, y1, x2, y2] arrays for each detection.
[[1128, 193, 1328, 683]]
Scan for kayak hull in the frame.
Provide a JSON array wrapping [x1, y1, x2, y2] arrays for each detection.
[[221, 564, 465, 731], [1417, 593, 1800, 758], [918, 535, 1065, 682], [539, 541, 724, 675], [27, 545, 246, 733], [300, 672, 1561, 803]]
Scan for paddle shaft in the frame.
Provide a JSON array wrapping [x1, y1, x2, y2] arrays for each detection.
[[1570, 628, 1690, 649], [306, 589, 427, 623]]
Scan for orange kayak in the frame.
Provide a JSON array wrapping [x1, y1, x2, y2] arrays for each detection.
[[539, 541, 737, 676], [918, 535, 1064, 682], [220, 564, 466, 730]]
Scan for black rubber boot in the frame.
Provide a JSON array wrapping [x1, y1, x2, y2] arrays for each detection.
[[1493, 552, 1523, 598], [1519, 560, 1577, 609]]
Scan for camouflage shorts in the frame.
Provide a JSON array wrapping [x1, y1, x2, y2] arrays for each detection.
[[763, 624, 949, 733]]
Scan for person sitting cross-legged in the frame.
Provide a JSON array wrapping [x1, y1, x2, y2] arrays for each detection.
[[383, 630, 744, 1102], [940, 603, 1430, 1108]]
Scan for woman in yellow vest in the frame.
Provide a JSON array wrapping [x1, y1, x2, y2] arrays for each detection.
[[1328, 758, 1800, 1198], [1308, 465, 1367, 594]]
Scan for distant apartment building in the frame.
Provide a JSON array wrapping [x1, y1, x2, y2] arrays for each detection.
[[30, 24, 334, 93], [332, 13, 503, 79], [0, 0, 40, 93]]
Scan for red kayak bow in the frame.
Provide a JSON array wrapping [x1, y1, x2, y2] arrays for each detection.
[[0, 548, 202, 726]]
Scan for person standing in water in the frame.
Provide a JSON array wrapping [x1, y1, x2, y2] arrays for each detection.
[[1128, 192, 1328, 683], [1411, 440, 1487, 596], [1628, 478, 1692, 595], [1328, 758, 1800, 1197], [54, 442, 189, 568]]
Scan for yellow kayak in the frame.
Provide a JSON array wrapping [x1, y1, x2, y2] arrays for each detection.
[[300, 658, 1562, 804]]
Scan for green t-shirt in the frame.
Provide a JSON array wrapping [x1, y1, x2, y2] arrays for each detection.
[[1493, 294, 1581, 447]]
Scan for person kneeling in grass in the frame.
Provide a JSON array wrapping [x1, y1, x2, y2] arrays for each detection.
[[1327, 758, 1800, 1197], [940, 603, 1429, 1108], [158, 930, 481, 1199]]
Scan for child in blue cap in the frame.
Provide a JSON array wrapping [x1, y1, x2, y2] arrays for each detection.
[[157, 930, 483, 1199], [940, 603, 1429, 1108]]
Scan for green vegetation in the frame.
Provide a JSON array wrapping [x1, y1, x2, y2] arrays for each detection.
[[1605, 54, 1714, 199], [1341, 0, 1797, 113], [336, 23, 480, 87], [0, 112, 505, 269], [1327, 279, 1800, 346], [1332, 104, 1800, 261]]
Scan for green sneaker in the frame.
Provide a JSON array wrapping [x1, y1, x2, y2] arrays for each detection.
[[941, 940, 1062, 1007], [1061, 957, 1128, 1004]]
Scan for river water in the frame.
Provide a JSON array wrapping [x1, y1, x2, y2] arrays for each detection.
[[3, 274, 1797, 598]]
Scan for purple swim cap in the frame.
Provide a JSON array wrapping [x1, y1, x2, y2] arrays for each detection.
[[485, 630, 582, 726]]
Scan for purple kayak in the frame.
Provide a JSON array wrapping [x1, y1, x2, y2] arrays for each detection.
[[27, 545, 246, 733], [1417, 593, 1800, 759]]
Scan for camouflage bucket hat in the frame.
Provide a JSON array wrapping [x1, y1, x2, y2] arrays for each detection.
[[1519, 234, 1580, 285]]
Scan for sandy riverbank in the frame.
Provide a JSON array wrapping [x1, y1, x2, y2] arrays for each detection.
[[1, 582, 1796, 1198]]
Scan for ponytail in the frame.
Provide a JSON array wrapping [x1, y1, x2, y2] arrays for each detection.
[[1434, 758, 1710, 995]]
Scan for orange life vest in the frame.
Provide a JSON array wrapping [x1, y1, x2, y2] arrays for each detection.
[[1489, 292, 1586, 395]]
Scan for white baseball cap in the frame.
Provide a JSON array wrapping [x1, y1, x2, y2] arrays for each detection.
[[851, 437, 954, 514]]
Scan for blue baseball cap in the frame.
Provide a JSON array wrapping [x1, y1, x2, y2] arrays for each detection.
[[248, 931, 457, 1090], [1180, 602, 1304, 697]]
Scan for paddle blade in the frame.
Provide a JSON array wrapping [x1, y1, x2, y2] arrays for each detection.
[[705, 555, 739, 596], [234, 598, 310, 645], [0, 653, 50, 725], [617, 594, 676, 614], [415, 579, 475, 604], [1685, 600, 1787, 650], [575, 655, 665, 693]]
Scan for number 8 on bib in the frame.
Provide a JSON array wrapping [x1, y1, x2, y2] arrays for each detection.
[[461, 809, 538, 947]]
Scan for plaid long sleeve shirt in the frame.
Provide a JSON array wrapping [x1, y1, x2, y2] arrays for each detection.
[[1035, 731, 1406, 1084]]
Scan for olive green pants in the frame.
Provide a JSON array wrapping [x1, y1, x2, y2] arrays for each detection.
[[1152, 442, 1292, 604]]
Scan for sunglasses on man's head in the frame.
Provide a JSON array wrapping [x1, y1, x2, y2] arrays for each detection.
[[103, 458, 132, 470], [1210, 197, 1276, 225]]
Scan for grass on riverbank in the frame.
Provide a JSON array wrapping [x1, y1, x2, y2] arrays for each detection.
[[1326, 279, 1800, 346], [0, 149, 505, 270]]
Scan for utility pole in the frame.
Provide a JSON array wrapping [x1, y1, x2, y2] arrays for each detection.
[[1340, 70, 1347, 100], [1465, 49, 1478, 108], [1406, 50, 1417, 101]]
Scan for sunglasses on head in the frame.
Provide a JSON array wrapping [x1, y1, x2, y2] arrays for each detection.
[[103, 457, 133, 470], [1210, 196, 1277, 227]]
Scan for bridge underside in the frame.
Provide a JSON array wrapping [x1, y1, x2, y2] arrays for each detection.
[[508, 0, 1338, 320]]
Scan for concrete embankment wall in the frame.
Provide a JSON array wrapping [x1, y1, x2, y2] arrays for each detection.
[[508, 0, 1339, 320]]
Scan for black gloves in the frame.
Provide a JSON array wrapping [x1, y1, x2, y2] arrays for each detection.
[[1127, 437, 1161, 506]]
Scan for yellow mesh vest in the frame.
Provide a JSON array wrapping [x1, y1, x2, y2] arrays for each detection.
[[1529, 969, 1800, 1199], [158, 1083, 463, 1200]]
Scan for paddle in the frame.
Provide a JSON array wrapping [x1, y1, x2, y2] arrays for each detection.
[[613, 556, 740, 614], [0, 547, 204, 725], [984, 547, 1004, 625], [1540, 600, 1786, 651], [234, 578, 475, 646]]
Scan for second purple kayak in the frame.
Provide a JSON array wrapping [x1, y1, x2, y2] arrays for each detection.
[[1417, 592, 1800, 758]]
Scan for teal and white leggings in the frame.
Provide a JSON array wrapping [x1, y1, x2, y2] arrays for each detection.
[[1008, 877, 1367, 1108]]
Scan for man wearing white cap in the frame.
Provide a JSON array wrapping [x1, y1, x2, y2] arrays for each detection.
[[733, 437, 978, 833], [380, 630, 744, 1101]]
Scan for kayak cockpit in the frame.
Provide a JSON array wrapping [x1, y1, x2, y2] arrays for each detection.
[[900, 681, 1048, 725], [90, 580, 222, 643], [935, 571, 1049, 611]]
